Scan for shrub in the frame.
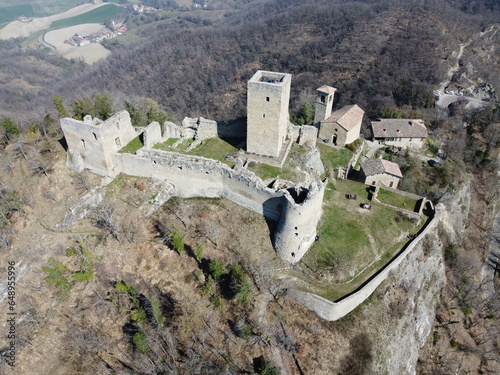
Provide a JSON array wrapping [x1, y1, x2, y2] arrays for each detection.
[[1, 117, 20, 143], [210, 294, 223, 311], [150, 298, 163, 327], [254, 356, 280, 375], [133, 331, 149, 353], [241, 325, 253, 340], [229, 264, 252, 303], [194, 243, 204, 262], [346, 138, 362, 152], [201, 276, 214, 295], [42, 258, 73, 300], [209, 259, 225, 280], [443, 243, 458, 266], [170, 228, 185, 254], [114, 281, 138, 297], [130, 307, 147, 323]]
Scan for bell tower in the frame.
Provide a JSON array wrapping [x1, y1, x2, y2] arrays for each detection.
[[314, 85, 336, 127]]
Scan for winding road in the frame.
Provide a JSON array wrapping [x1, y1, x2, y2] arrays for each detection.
[[434, 41, 487, 110], [37, 33, 55, 52]]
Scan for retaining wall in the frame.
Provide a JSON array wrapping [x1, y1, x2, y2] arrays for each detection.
[[287, 205, 441, 320]]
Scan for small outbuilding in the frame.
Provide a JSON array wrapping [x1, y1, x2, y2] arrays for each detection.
[[360, 159, 403, 189], [319, 104, 364, 147], [371, 118, 427, 149]]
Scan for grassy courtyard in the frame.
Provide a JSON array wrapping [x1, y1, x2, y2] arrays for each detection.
[[118, 135, 143, 154], [317, 144, 352, 176], [298, 178, 426, 301], [377, 188, 420, 211], [154, 137, 240, 166]]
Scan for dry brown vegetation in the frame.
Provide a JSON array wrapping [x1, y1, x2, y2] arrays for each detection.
[[0, 137, 386, 374]]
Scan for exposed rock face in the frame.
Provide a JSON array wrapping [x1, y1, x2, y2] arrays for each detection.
[[377, 229, 446, 375], [369, 183, 470, 375]]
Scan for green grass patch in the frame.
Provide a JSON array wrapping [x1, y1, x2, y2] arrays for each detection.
[[318, 144, 352, 175], [119, 136, 143, 154], [188, 138, 239, 163], [247, 163, 281, 180], [154, 137, 239, 166], [164, 137, 178, 146], [377, 188, 419, 211], [50, 4, 123, 29], [0, 4, 51, 24], [19, 29, 46, 48], [31, 0, 83, 14], [306, 204, 371, 268]]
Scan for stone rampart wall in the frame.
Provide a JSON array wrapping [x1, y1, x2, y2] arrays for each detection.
[[287, 206, 440, 320], [143, 122, 163, 148], [298, 125, 318, 147], [113, 147, 285, 221]]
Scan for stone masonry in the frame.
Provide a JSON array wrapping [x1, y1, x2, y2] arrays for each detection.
[[247, 70, 292, 158], [61, 110, 323, 265]]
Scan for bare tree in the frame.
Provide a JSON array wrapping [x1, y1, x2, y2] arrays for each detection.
[[90, 205, 122, 242]]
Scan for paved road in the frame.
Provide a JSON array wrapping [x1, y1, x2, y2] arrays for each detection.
[[38, 33, 56, 52], [435, 93, 488, 110]]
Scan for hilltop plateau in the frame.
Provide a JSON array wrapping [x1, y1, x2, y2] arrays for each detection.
[[0, 0, 499, 374]]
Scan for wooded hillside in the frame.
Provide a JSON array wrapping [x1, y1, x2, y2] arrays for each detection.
[[0, 0, 498, 123]]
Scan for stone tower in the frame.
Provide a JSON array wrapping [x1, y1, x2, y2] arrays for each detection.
[[314, 85, 336, 127], [247, 70, 292, 158], [273, 180, 327, 264]]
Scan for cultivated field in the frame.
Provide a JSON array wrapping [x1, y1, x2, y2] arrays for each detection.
[[44, 23, 111, 64], [0, 3, 109, 39], [63, 43, 111, 64]]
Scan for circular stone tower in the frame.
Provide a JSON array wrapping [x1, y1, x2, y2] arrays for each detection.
[[273, 179, 327, 263]]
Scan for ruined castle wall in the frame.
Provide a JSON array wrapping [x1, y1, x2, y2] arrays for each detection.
[[61, 111, 137, 176], [164, 121, 182, 140], [195, 117, 218, 140], [273, 180, 327, 263], [287, 207, 440, 320], [113, 148, 285, 221], [298, 125, 319, 147], [178, 117, 247, 141], [143, 122, 162, 148]]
